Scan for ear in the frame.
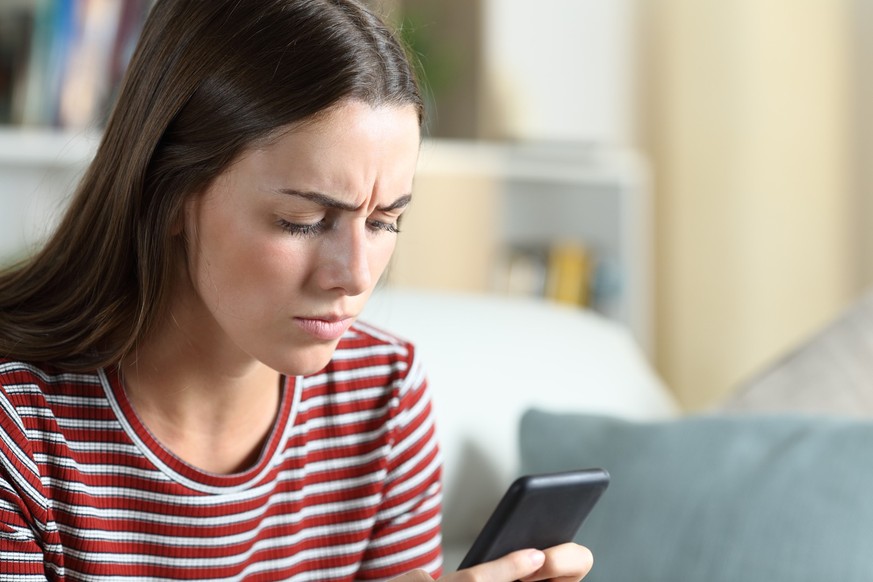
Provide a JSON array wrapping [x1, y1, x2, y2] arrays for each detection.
[[172, 193, 200, 237]]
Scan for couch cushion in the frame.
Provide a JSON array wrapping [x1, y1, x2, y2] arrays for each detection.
[[520, 409, 873, 582]]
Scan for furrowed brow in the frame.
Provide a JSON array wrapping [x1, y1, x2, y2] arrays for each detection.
[[278, 189, 358, 211], [378, 194, 413, 212], [278, 189, 412, 212]]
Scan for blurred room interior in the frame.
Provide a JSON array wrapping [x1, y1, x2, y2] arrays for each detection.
[[0, 0, 870, 412]]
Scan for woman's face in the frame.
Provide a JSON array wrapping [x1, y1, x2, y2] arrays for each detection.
[[179, 100, 421, 376]]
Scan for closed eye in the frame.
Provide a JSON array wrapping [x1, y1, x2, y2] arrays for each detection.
[[277, 218, 326, 237], [277, 217, 399, 236], [368, 220, 400, 234]]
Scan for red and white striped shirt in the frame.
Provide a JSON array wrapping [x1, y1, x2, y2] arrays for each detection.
[[0, 322, 443, 581]]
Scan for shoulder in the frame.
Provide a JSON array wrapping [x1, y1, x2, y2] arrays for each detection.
[[0, 358, 54, 381], [0, 359, 103, 408], [310, 321, 423, 391], [0, 359, 56, 400], [334, 320, 417, 365], [0, 358, 101, 387]]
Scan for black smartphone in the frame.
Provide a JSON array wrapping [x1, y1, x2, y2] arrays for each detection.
[[457, 468, 610, 570]]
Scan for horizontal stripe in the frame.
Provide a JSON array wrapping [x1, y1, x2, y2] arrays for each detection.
[[330, 343, 407, 361], [302, 362, 408, 389]]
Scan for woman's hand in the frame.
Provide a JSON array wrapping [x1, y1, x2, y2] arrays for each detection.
[[389, 543, 593, 582]]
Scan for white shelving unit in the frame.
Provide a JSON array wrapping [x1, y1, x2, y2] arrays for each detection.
[[0, 129, 99, 261]]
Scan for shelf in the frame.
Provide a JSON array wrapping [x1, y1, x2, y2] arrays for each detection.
[[418, 139, 645, 185], [0, 127, 99, 168]]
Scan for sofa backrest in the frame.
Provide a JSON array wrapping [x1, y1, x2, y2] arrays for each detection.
[[361, 288, 678, 546]]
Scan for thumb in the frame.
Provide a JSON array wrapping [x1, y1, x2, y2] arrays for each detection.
[[458, 549, 546, 581]]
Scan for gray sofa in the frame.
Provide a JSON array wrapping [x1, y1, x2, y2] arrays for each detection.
[[522, 409, 873, 581]]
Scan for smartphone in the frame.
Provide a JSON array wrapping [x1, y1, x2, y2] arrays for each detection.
[[457, 468, 610, 570]]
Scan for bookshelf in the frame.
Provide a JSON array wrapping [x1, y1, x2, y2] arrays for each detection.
[[0, 0, 149, 128], [408, 140, 653, 353], [0, 0, 144, 258]]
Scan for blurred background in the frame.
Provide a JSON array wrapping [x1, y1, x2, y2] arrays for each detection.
[[0, 0, 868, 411]]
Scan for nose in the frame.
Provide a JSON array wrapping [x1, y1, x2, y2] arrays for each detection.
[[315, 223, 372, 296]]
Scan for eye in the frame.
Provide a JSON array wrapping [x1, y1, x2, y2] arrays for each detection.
[[276, 218, 327, 237], [367, 219, 400, 234]]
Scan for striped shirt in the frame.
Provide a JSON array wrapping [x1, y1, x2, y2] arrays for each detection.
[[0, 322, 443, 581]]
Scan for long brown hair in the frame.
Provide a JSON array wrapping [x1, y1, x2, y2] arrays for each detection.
[[0, 0, 422, 371]]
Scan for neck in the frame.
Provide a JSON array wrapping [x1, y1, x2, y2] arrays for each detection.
[[120, 303, 284, 474]]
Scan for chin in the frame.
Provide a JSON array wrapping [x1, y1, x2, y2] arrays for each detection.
[[270, 342, 340, 377]]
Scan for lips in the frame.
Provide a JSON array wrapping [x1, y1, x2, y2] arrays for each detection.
[[293, 315, 354, 341]]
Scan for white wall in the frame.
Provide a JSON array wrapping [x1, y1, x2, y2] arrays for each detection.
[[479, 0, 637, 145], [647, 0, 857, 409]]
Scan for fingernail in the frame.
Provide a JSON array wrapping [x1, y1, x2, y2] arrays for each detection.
[[528, 550, 545, 568]]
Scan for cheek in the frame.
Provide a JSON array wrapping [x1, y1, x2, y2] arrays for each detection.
[[225, 240, 304, 290], [191, 215, 306, 312], [203, 243, 308, 321]]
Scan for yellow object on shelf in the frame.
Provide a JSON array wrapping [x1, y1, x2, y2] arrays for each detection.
[[546, 241, 593, 307]]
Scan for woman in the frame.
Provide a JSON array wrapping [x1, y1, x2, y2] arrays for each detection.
[[0, 1, 593, 580]]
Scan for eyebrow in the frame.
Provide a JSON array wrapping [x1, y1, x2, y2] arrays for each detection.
[[277, 189, 412, 213]]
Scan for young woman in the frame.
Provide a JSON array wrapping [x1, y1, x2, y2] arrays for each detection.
[[0, 1, 593, 580]]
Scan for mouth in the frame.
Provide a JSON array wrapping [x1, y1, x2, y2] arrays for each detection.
[[293, 314, 355, 341]]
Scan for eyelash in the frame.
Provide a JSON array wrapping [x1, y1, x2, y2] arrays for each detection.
[[276, 219, 400, 237]]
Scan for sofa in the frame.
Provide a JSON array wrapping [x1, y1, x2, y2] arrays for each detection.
[[362, 288, 873, 581]]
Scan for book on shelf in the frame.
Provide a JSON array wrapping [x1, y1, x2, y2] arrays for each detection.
[[0, 0, 151, 129], [492, 245, 549, 299], [544, 240, 593, 307], [0, 8, 33, 125], [493, 240, 599, 309]]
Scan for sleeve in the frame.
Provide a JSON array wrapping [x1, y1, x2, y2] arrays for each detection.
[[355, 347, 444, 580], [0, 382, 51, 581]]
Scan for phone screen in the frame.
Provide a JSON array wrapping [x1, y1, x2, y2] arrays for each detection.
[[457, 468, 609, 570]]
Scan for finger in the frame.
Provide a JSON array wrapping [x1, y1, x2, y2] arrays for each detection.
[[520, 543, 593, 582], [446, 549, 546, 582]]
